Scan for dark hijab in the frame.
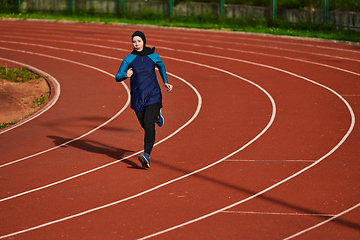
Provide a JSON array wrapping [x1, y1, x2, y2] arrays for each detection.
[[131, 31, 155, 56]]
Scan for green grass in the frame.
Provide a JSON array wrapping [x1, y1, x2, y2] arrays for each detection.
[[1, 0, 359, 12], [174, 0, 360, 12], [32, 93, 48, 108], [0, 66, 48, 129], [1, 12, 359, 43], [0, 122, 15, 129], [0, 66, 41, 82]]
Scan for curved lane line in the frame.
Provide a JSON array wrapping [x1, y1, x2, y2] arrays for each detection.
[[0, 46, 130, 168], [0, 46, 203, 202], [5, 38, 355, 239], [0, 39, 122, 61], [0, 42, 276, 204], [224, 33, 360, 54], [5, 24, 360, 54], [2, 34, 360, 64], [0, 54, 276, 239], [0, 71, 202, 203], [147, 29, 360, 54], [150, 33, 360, 62], [138, 60, 356, 240], [2, 40, 355, 211], [167, 49, 360, 78], [2, 39, 355, 238], [228, 48, 360, 76], [2, 36, 359, 78], [0, 58, 61, 135], [218, 32, 360, 54], [284, 202, 360, 239], [1, 26, 358, 238]]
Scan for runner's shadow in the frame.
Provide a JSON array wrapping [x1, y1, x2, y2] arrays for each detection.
[[47, 135, 143, 169]]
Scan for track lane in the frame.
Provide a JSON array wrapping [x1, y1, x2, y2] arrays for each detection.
[[2, 44, 340, 239], [0, 45, 202, 197], [1, 20, 359, 59], [0, 46, 130, 166], [1, 20, 359, 55], [1, 20, 358, 238], [2, 31, 359, 78], [0, 41, 276, 238], [0, 37, 278, 199]]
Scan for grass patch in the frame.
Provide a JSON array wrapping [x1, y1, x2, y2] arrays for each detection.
[[0, 122, 15, 129], [32, 93, 48, 108], [0, 65, 41, 82], [0, 66, 49, 129]]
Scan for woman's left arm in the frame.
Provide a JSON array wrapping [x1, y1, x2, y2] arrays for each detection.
[[151, 53, 173, 92]]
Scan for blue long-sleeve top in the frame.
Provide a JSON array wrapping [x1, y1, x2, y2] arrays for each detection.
[[115, 52, 168, 111]]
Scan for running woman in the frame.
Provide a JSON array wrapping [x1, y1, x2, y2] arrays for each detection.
[[115, 31, 173, 168]]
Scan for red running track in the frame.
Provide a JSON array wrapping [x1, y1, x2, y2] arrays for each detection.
[[0, 20, 359, 239]]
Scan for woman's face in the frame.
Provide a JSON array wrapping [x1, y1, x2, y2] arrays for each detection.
[[132, 36, 144, 52]]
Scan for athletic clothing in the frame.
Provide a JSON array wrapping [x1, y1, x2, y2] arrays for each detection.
[[115, 45, 168, 156], [135, 102, 161, 154], [115, 52, 168, 111]]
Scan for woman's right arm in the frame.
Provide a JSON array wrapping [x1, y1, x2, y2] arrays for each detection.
[[115, 59, 129, 82], [115, 55, 135, 82]]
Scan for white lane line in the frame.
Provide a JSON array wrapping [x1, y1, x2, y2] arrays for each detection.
[[2, 33, 360, 66], [0, 41, 272, 203], [284, 202, 360, 239], [0, 34, 128, 51], [3, 25, 360, 56], [0, 38, 278, 169], [229, 48, 360, 76], [0, 39, 122, 61], [111, 31, 360, 62], [2, 21, 359, 62], [0, 64, 204, 240], [160, 44, 359, 76], [0, 46, 130, 168], [0, 71, 200, 204], [167, 49, 360, 79], [2, 37, 355, 238], [0, 40, 200, 169], [224, 160, 316, 162], [342, 94, 360, 97], [145, 29, 360, 54], [222, 210, 336, 217], [2, 34, 359, 77], [138, 57, 356, 240], [0, 45, 203, 202], [3, 36, 354, 239], [0, 58, 60, 135], [154, 37, 360, 63], [149, 30, 360, 54], [229, 35, 360, 54], [229, 33, 360, 54], [4, 36, 359, 81], [0, 49, 276, 239], [2, 27, 358, 237], [44, 32, 360, 239]]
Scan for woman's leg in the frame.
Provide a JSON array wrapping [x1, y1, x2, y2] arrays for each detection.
[[135, 102, 161, 155]]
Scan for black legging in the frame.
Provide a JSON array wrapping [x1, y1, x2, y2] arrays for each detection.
[[135, 102, 161, 155]]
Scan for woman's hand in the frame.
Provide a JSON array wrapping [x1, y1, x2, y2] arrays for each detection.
[[125, 68, 133, 78], [165, 83, 173, 92]]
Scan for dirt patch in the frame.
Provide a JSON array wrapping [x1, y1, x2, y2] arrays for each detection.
[[0, 77, 49, 124]]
